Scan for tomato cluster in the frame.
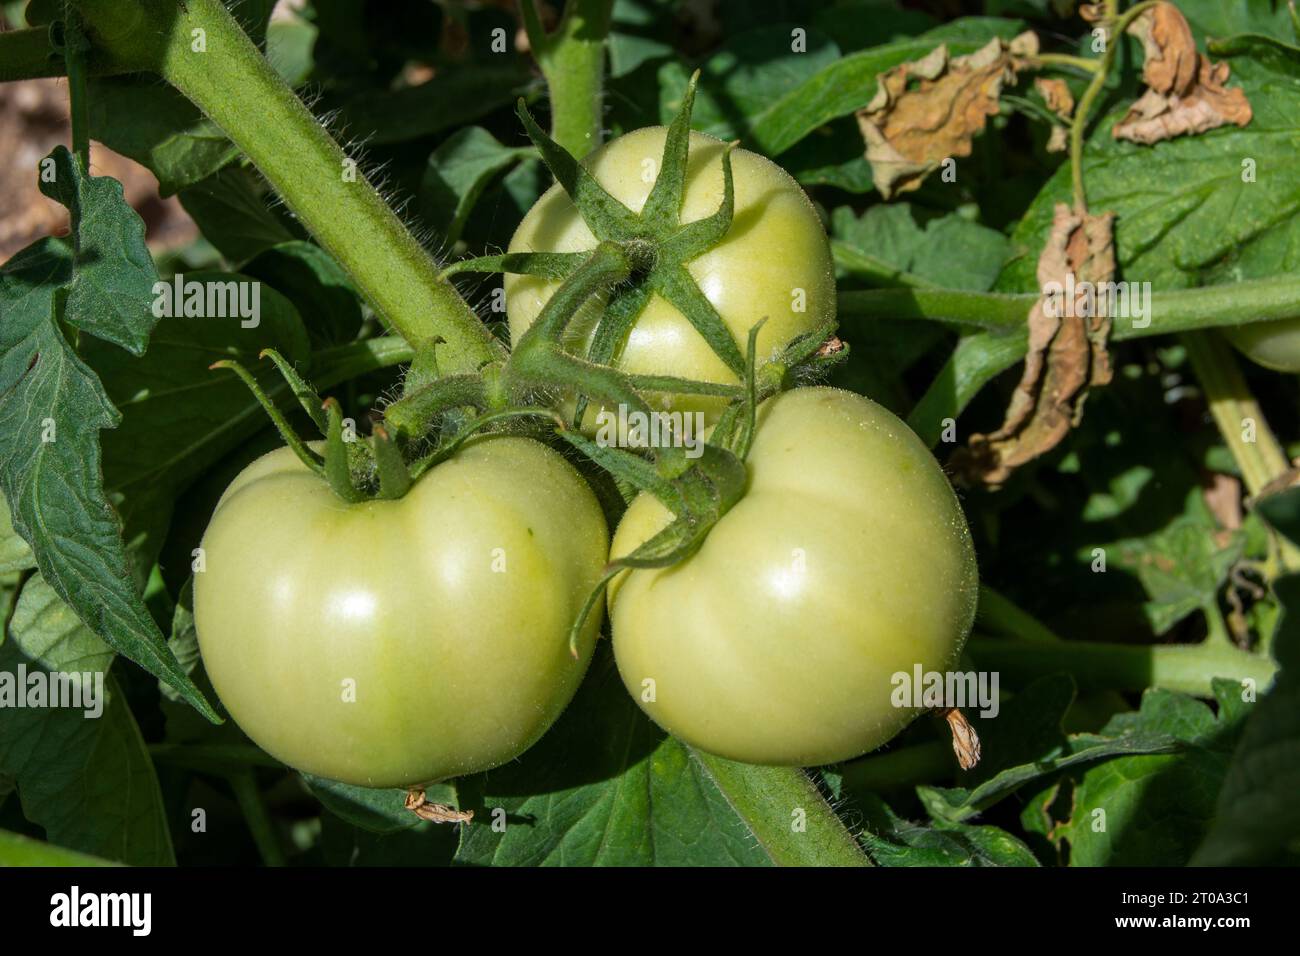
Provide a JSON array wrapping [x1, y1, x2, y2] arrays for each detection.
[[194, 125, 978, 789]]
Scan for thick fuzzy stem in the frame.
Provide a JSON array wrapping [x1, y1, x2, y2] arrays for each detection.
[[72, 0, 500, 370], [524, 0, 614, 158]]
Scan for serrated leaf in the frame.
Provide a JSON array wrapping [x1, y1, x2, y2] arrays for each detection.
[[0, 576, 174, 865], [85, 274, 310, 499], [178, 166, 297, 264], [832, 203, 1009, 291], [0, 233, 213, 719], [1112, 514, 1244, 635], [455, 654, 773, 866], [87, 78, 239, 196], [1058, 686, 1251, 865], [857, 794, 1038, 866], [37, 146, 157, 353], [1193, 577, 1300, 865], [418, 127, 532, 246]]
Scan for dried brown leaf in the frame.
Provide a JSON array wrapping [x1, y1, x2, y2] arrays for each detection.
[[1202, 472, 1243, 533], [855, 32, 1039, 198], [953, 203, 1116, 486], [1035, 77, 1075, 153], [1035, 76, 1075, 118], [1113, 2, 1252, 143]]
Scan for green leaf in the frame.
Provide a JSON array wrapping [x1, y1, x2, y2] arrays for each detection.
[[916, 676, 1183, 824], [657, 25, 841, 146], [1057, 686, 1251, 866], [418, 127, 532, 246], [0, 492, 35, 575], [997, 46, 1300, 294], [857, 794, 1038, 866], [303, 775, 456, 836], [1193, 579, 1300, 865], [178, 166, 297, 264], [0, 828, 120, 866], [0, 575, 174, 865], [455, 653, 776, 866], [666, 20, 1024, 156], [83, 275, 311, 551], [87, 77, 239, 196], [1256, 484, 1300, 545], [832, 204, 1009, 291], [1111, 515, 1245, 636], [37, 146, 158, 352], [318, 813, 459, 866], [241, 241, 363, 347], [1, 154, 214, 718], [341, 63, 536, 144]]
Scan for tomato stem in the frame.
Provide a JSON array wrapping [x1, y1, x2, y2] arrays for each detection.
[[1181, 331, 1300, 573], [967, 635, 1278, 698], [209, 359, 325, 476], [71, 0, 501, 371], [520, 0, 614, 158], [322, 398, 365, 503]]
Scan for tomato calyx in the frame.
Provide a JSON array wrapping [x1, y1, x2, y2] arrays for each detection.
[[440, 71, 752, 419]]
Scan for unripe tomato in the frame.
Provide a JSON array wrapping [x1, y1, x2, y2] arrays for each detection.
[[1224, 320, 1300, 373], [505, 127, 836, 426], [607, 388, 978, 766], [194, 436, 608, 788]]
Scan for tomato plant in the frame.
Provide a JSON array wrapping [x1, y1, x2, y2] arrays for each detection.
[[0, 0, 1296, 877]]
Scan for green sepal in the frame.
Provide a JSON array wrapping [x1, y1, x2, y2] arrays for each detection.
[[209, 359, 324, 475], [371, 424, 411, 499], [640, 70, 700, 225], [516, 99, 639, 241], [440, 251, 588, 281], [651, 264, 746, 376], [711, 321, 765, 459], [259, 348, 326, 433], [658, 142, 735, 263], [410, 407, 567, 481], [322, 398, 365, 503], [573, 281, 653, 426], [558, 431, 682, 509], [383, 372, 489, 440]]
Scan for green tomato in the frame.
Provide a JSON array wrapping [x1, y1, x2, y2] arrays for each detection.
[[1224, 320, 1300, 373], [505, 126, 836, 427], [194, 435, 608, 788], [607, 387, 978, 766]]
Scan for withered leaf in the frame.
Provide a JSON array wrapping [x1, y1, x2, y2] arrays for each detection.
[[953, 203, 1116, 487], [1113, 2, 1251, 144], [1035, 77, 1074, 152], [855, 32, 1039, 198]]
